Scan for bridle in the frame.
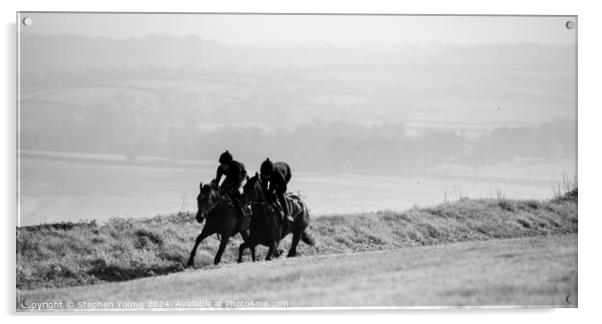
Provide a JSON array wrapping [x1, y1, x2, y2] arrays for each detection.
[[207, 196, 221, 211], [245, 177, 269, 206], [199, 188, 223, 215]]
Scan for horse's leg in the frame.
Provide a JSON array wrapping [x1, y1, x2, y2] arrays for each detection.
[[238, 241, 247, 263], [288, 231, 301, 257], [274, 241, 284, 258], [237, 216, 252, 263], [213, 234, 230, 265], [250, 245, 256, 262], [240, 229, 249, 242], [186, 226, 213, 267], [265, 241, 278, 261], [238, 238, 254, 263]]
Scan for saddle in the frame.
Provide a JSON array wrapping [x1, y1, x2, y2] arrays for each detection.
[[270, 193, 302, 220], [268, 193, 305, 237]]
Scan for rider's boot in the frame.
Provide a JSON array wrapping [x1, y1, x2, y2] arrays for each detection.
[[233, 193, 247, 217], [280, 195, 294, 223]]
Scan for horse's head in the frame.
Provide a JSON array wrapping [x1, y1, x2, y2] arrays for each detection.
[[196, 181, 219, 223], [243, 172, 266, 204]]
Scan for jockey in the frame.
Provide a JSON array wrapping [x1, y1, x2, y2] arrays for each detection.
[[260, 158, 294, 223], [215, 150, 247, 208]]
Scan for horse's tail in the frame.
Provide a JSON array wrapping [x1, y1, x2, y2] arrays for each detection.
[[301, 230, 315, 246], [286, 192, 314, 246]]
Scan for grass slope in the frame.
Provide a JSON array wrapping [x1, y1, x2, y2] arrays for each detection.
[[17, 191, 577, 290], [18, 234, 577, 309]]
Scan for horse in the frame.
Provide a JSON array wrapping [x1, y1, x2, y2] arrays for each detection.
[[186, 180, 249, 267], [237, 172, 315, 263]]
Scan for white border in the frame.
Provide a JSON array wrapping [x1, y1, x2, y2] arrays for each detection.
[[3, 0, 602, 323]]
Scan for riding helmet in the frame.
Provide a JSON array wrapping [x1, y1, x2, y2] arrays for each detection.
[[260, 158, 274, 175], [219, 150, 233, 164]]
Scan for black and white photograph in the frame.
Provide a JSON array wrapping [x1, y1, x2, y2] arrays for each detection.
[[15, 12, 577, 310]]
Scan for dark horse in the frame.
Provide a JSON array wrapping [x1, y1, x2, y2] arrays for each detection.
[[238, 172, 314, 262], [186, 181, 249, 267]]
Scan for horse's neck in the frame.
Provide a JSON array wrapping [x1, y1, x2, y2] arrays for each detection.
[[207, 199, 236, 221], [254, 185, 269, 202], [206, 191, 229, 215]]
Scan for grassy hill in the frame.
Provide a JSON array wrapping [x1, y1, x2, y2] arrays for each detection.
[[16, 190, 577, 291]]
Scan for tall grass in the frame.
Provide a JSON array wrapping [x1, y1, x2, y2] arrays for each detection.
[[16, 191, 577, 291], [553, 173, 578, 201]]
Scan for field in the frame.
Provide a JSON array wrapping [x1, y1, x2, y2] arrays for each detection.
[[16, 190, 577, 308]]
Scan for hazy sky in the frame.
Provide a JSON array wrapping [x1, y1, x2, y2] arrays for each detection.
[[19, 13, 577, 46]]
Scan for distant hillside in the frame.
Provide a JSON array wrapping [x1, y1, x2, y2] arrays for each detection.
[[19, 33, 576, 172]]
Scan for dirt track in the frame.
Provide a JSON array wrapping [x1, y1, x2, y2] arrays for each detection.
[[18, 234, 577, 310]]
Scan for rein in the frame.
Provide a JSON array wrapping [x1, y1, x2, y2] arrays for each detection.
[[203, 189, 228, 214], [251, 201, 269, 206], [207, 197, 221, 211], [247, 180, 270, 207]]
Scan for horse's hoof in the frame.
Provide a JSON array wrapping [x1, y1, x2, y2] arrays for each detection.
[[186, 261, 193, 268], [287, 252, 297, 258]]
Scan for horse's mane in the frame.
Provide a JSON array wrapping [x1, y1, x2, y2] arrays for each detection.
[[201, 182, 215, 193], [246, 173, 264, 191], [248, 173, 259, 183]]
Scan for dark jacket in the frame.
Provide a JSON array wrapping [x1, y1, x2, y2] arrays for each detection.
[[264, 162, 291, 195], [216, 160, 247, 189]]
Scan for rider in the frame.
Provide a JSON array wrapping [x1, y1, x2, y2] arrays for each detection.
[[215, 150, 247, 210], [260, 158, 294, 223]]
